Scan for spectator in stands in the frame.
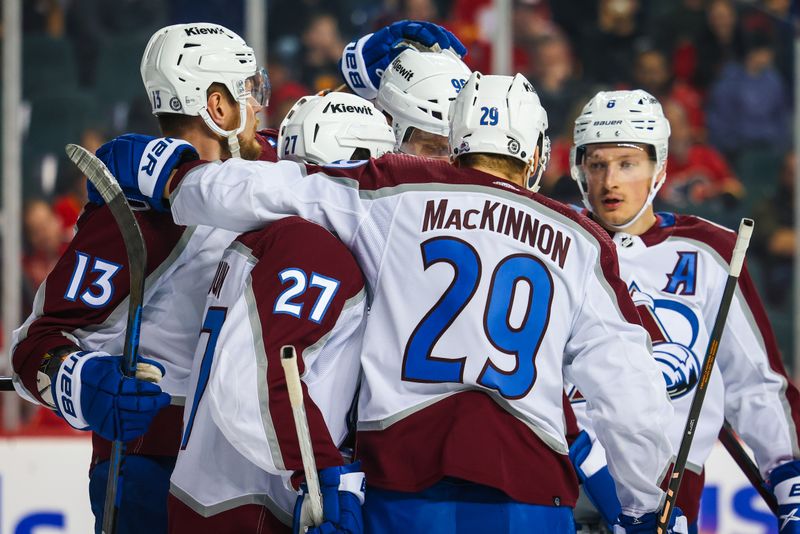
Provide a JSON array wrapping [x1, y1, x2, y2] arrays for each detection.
[[647, 0, 706, 61], [530, 33, 589, 138], [694, 0, 744, 91], [632, 48, 704, 140], [706, 31, 790, 159], [539, 99, 585, 206], [300, 13, 347, 92], [659, 100, 744, 210], [23, 0, 64, 37], [577, 0, 645, 86], [740, 0, 793, 89], [403, 0, 441, 22], [261, 57, 311, 128], [752, 151, 795, 309], [22, 199, 70, 291], [52, 127, 102, 232]]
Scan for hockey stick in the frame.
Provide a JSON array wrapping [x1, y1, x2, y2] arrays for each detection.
[[657, 218, 754, 532], [280, 345, 324, 527], [65, 144, 147, 534], [719, 421, 778, 515]]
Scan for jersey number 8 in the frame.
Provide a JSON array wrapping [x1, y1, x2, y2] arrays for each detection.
[[402, 237, 553, 399]]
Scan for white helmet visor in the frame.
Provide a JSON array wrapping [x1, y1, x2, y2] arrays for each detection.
[[399, 128, 450, 160], [244, 67, 271, 108]]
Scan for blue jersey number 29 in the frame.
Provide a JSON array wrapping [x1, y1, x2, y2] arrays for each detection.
[[402, 237, 553, 399]]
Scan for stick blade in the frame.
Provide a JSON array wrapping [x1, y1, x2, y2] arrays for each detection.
[[65, 143, 123, 205]]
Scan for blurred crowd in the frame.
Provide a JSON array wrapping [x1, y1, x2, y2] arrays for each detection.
[[7, 0, 799, 409]]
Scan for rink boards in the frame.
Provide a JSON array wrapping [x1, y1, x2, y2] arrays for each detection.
[[0, 437, 778, 534]]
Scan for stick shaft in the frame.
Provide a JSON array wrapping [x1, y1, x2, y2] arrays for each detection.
[[65, 145, 147, 534], [281, 345, 324, 526], [719, 422, 778, 515], [0, 377, 13, 391], [657, 219, 753, 532]]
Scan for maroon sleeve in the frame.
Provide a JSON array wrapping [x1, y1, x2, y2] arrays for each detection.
[[256, 128, 280, 162], [237, 216, 365, 471], [12, 204, 186, 404]]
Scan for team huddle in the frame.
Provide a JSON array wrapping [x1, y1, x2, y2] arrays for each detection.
[[9, 19, 800, 534]]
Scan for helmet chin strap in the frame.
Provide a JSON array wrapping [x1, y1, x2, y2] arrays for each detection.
[[198, 100, 249, 159]]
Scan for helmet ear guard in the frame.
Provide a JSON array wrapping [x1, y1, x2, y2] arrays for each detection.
[[448, 71, 550, 191], [141, 24, 270, 158], [278, 92, 395, 165], [569, 89, 670, 229]]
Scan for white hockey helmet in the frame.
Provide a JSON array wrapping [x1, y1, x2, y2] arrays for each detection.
[[449, 72, 550, 191], [141, 23, 270, 158], [278, 92, 395, 165], [570, 90, 670, 230], [376, 47, 471, 149]]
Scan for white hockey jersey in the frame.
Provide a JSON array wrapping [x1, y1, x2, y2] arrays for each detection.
[[10, 130, 280, 461], [166, 153, 675, 515], [11, 205, 237, 457], [169, 217, 366, 533], [568, 212, 800, 523]]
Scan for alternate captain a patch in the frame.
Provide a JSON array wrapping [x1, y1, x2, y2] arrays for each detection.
[[663, 251, 697, 296]]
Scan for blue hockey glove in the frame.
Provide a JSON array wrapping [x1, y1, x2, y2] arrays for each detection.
[[769, 460, 800, 532], [339, 20, 467, 100], [293, 462, 365, 534], [50, 351, 171, 442], [569, 430, 622, 527], [614, 507, 688, 533], [88, 134, 198, 212]]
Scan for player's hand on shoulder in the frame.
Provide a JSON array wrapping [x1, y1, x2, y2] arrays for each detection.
[[339, 19, 466, 100], [769, 460, 800, 533], [89, 133, 199, 212], [50, 350, 171, 442], [569, 430, 622, 527], [613, 508, 688, 534], [293, 462, 365, 534]]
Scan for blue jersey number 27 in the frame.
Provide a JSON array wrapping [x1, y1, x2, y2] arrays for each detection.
[[402, 237, 553, 399]]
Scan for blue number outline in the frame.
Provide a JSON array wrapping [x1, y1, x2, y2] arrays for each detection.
[[79, 258, 123, 308], [283, 135, 298, 156], [478, 253, 553, 399], [308, 272, 341, 324], [273, 268, 307, 318], [64, 251, 91, 302], [402, 237, 480, 384], [402, 240, 554, 399], [63, 251, 122, 308], [479, 106, 499, 126], [181, 306, 228, 450]]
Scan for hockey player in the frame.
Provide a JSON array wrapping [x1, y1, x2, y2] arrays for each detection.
[[277, 91, 395, 164], [168, 92, 393, 534], [341, 24, 471, 160], [9, 23, 273, 533], [94, 72, 689, 533], [374, 47, 471, 160], [564, 90, 800, 534]]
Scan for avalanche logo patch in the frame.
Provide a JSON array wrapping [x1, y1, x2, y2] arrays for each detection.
[[630, 281, 702, 399]]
